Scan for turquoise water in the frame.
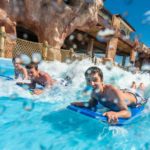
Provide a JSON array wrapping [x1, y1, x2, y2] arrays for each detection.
[[0, 58, 150, 150]]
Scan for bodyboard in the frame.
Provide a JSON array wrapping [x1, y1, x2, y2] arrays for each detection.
[[67, 104, 145, 125]]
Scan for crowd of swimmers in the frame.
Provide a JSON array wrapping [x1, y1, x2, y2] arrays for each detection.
[[12, 55, 147, 124]]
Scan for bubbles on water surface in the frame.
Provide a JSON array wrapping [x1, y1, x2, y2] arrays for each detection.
[[97, 126, 109, 141], [125, 99, 130, 105], [73, 44, 77, 49], [65, 58, 71, 64], [109, 126, 128, 136], [101, 98, 106, 102], [128, 66, 136, 73], [23, 33, 28, 39], [0, 105, 6, 115], [20, 54, 31, 65], [113, 98, 118, 104], [105, 61, 113, 70], [22, 100, 35, 111], [15, 57, 21, 63], [95, 88, 100, 93], [141, 64, 150, 72], [10, 93, 18, 101], [87, 69, 92, 75], [69, 35, 75, 41], [9, 34, 17, 41], [32, 53, 42, 64], [97, 28, 115, 37]]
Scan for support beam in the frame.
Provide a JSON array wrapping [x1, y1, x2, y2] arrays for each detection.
[[0, 26, 5, 57], [122, 55, 126, 66], [105, 15, 121, 62], [42, 41, 48, 60], [130, 49, 135, 63], [87, 38, 94, 58], [106, 37, 118, 60]]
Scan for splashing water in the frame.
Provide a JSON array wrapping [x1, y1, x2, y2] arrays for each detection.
[[97, 28, 115, 37], [32, 53, 42, 64], [20, 54, 31, 65], [141, 63, 150, 72], [0, 58, 150, 150], [69, 35, 75, 41]]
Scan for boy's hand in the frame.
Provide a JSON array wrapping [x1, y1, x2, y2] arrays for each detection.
[[103, 111, 118, 124], [33, 89, 43, 95]]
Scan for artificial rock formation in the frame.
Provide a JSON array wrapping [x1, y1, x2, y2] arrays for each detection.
[[0, 0, 103, 49]]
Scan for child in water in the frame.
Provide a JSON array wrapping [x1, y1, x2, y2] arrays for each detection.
[[12, 57, 28, 81], [131, 81, 137, 90]]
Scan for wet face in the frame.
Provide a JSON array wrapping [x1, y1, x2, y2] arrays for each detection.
[[28, 68, 38, 79], [86, 72, 103, 91]]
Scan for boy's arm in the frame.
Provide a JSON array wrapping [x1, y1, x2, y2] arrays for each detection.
[[44, 74, 54, 88], [14, 69, 19, 79], [71, 93, 98, 108], [103, 110, 131, 124], [114, 110, 131, 118], [22, 67, 28, 80], [103, 85, 131, 123]]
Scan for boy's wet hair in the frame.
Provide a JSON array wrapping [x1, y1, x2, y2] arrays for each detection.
[[132, 81, 136, 84], [12, 57, 15, 63], [26, 63, 38, 70], [85, 66, 103, 81]]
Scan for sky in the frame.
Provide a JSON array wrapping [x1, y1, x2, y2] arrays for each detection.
[[104, 0, 150, 47]]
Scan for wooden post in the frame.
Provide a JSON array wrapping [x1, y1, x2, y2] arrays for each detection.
[[130, 49, 135, 63], [69, 48, 74, 60], [0, 26, 6, 57], [105, 15, 120, 62], [42, 41, 48, 60], [94, 57, 97, 65], [87, 38, 94, 60], [105, 38, 118, 60], [122, 55, 126, 66]]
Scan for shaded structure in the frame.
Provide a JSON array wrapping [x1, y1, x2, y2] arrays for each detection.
[[135, 44, 150, 72], [63, 7, 138, 66]]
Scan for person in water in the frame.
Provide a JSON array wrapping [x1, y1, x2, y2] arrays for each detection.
[[26, 64, 55, 95], [137, 82, 145, 97], [131, 81, 137, 90], [71, 66, 146, 124], [129, 81, 145, 96], [12, 57, 28, 80]]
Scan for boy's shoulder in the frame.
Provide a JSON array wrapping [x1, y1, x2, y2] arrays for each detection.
[[39, 71, 48, 76], [105, 84, 114, 89], [105, 84, 119, 92]]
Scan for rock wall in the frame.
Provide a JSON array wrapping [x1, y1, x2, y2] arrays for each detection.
[[0, 0, 103, 49]]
